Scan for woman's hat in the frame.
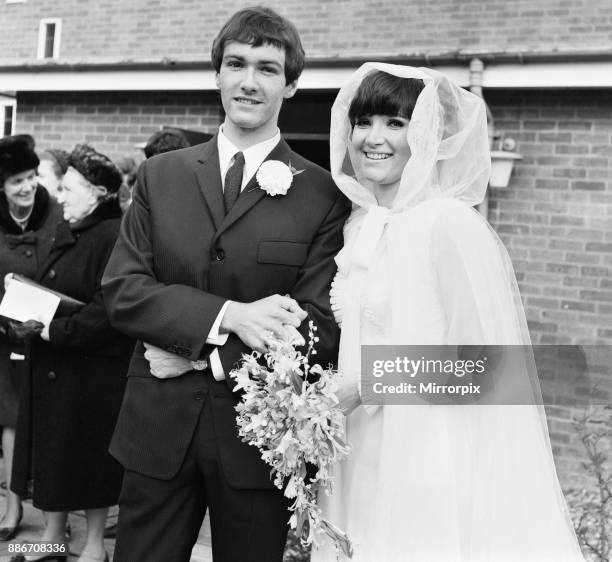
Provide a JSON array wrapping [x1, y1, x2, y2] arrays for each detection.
[[0, 135, 40, 178], [68, 144, 122, 193]]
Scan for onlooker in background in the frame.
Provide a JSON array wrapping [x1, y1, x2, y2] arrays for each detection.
[[37, 149, 69, 200], [143, 129, 189, 159], [115, 156, 138, 189], [114, 156, 139, 214], [117, 184, 132, 214], [0, 136, 62, 542], [10, 145, 133, 562]]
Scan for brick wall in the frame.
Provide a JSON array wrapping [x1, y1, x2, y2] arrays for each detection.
[[487, 89, 612, 488], [487, 89, 612, 346], [1, 0, 611, 65], [15, 90, 222, 161]]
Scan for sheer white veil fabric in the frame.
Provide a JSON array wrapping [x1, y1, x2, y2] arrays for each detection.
[[331, 63, 490, 211], [330, 63, 531, 388], [318, 63, 584, 561]]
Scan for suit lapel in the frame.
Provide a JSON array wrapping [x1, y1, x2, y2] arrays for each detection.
[[214, 139, 293, 239], [195, 136, 225, 231]]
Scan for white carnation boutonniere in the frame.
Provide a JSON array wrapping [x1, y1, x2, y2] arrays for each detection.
[[255, 160, 305, 196]]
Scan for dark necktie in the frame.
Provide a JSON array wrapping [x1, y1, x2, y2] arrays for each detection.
[[223, 151, 245, 214]]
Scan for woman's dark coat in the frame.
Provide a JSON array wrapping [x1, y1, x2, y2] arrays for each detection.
[[12, 199, 133, 511], [0, 188, 62, 428]]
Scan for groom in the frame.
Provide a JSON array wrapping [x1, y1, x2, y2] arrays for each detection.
[[102, 6, 349, 562]]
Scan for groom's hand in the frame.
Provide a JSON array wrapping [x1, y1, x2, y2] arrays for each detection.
[[221, 295, 307, 353]]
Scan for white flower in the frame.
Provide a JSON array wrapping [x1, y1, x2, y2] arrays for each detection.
[[232, 367, 256, 393], [256, 160, 294, 196]]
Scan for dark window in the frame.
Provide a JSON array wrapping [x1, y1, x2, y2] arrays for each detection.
[[279, 91, 336, 170], [3, 106, 13, 136], [44, 23, 55, 58]]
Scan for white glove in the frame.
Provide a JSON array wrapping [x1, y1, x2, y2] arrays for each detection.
[[4, 273, 13, 291], [143, 342, 195, 379]]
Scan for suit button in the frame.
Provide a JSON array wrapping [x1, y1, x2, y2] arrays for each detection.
[[193, 390, 205, 401], [47, 371, 57, 380], [48, 269, 57, 279], [24, 250, 33, 257], [215, 249, 225, 261]]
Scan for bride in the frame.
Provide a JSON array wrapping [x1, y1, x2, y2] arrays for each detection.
[[313, 64, 584, 561]]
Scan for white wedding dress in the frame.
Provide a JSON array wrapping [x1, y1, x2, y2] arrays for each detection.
[[312, 199, 585, 562], [312, 63, 584, 562]]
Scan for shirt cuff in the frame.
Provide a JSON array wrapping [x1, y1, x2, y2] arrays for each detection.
[[209, 349, 225, 381], [206, 301, 230, 346]]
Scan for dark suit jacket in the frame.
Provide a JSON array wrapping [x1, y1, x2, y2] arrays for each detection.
[[102, 136, 350, 488]]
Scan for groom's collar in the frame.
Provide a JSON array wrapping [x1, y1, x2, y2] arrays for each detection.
[[217, 125, 282, 188], [194, 131, 293, 233]]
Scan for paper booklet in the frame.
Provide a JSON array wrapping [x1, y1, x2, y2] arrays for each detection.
[[0, 274, 85, 325]]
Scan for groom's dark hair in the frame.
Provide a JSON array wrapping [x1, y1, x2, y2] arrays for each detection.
[[211, 6, 305, 85]]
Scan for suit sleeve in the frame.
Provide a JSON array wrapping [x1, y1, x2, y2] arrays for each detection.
[[292, 190, 351, 368], [218, 186, 351, 381], [102, 161, 226, 361]]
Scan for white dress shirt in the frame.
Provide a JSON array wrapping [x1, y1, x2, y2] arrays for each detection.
[[217, 125, 281, 189], [206, 125, 282, 379]]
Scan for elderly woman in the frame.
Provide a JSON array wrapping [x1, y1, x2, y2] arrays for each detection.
[[0, 136, 62, 542], [10, 145, 133, 562]]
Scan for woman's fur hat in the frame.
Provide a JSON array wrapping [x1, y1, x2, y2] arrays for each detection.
[[68, 144, 122, 193], [0, 135, 40, 181]]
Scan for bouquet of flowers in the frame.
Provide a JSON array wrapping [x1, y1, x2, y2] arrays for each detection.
[[230, 321, 353, 558]]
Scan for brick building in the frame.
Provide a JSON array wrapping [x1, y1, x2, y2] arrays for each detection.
[[2, 0, 612, 489]]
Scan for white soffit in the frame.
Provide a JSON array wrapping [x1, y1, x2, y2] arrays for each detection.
[[300, 66, 471, 88], [1, 69, 216, 91], [1, 61, 610, 91], [0, 66, 467, 91], [482, 61, 612, 88]]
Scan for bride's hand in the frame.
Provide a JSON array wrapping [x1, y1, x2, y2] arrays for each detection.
[[221, 295, 306, 353], [282, 324, 306, 347], [144, 342, 194, 379]]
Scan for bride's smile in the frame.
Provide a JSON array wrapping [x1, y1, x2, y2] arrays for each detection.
[[351, 114, 411, 188]]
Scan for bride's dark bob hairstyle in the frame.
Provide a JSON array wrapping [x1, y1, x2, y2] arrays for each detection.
[[211, 6, 305, 85], [348, 71, 425, 127]]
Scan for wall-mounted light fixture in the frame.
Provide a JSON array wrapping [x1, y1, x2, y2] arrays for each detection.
[[490, 137, 523, 188]]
